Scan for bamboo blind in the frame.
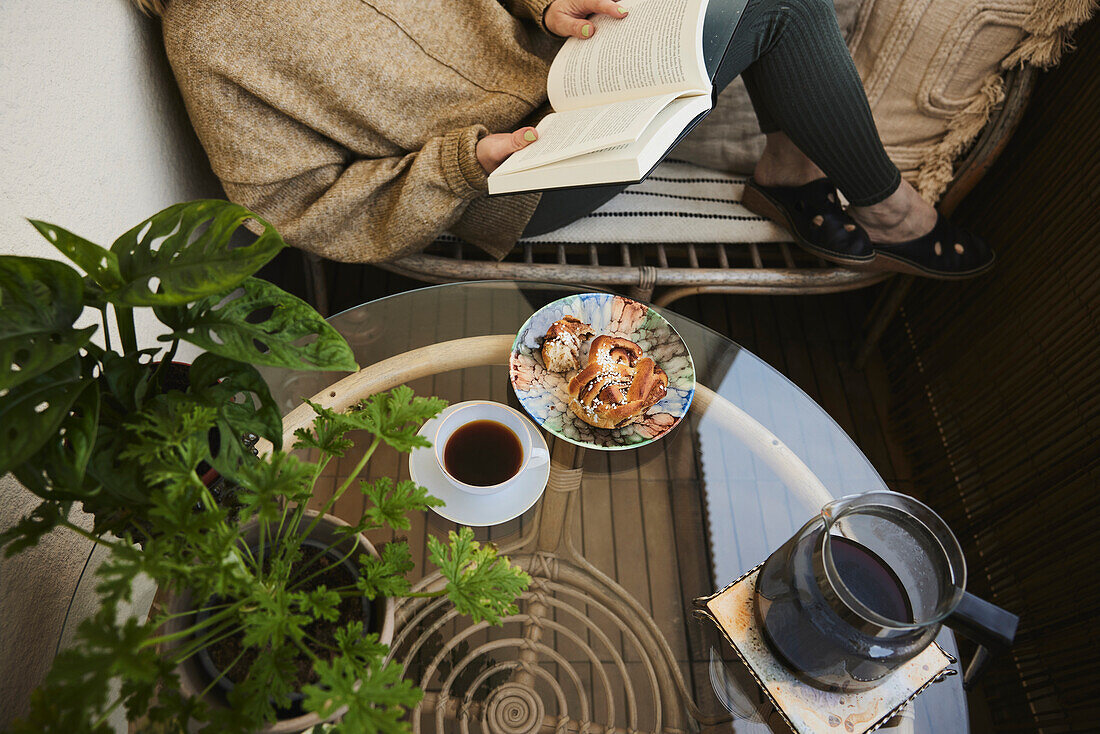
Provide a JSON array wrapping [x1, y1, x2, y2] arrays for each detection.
[[881, 19, 1100, 733]]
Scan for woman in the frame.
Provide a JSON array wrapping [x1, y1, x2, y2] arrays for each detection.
[[143, 0, 991, 278]]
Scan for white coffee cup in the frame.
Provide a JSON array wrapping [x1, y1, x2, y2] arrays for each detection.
[[433, 401, 549, 495]]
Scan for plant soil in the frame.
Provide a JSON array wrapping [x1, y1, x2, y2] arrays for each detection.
[[206, 542, 369, 690]]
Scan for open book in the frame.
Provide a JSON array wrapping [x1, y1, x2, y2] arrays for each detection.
[[488, 0, 711, 195]]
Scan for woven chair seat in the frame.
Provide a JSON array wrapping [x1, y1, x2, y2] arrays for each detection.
[[516, 160, 788, 245], [384, 159, 889, 304]]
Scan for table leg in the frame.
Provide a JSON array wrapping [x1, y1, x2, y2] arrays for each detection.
[[532, 439, 586, 555], [516, 440, 583, 688]]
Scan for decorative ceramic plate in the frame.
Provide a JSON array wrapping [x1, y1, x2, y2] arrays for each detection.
[[509, 293, 695, 450]]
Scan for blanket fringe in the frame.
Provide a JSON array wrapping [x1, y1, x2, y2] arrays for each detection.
[[919, 0, 1096, 202], [917, 74, 1006, 203], [1003, 0, 1098, 68]]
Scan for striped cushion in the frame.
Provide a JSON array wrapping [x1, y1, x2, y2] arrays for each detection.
[[516, 160, 793, 245]]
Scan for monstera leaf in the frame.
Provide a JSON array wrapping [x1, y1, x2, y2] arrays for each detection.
[[0, 256, 97, 390], [108, 200, 286, 307], [156, 277, 357, 372], [73, 347, 165, 419], [13, 376, 100, 501], [27, 220, 124, 290], [0, 357, 87, 477], [187, 353, 284, 474]]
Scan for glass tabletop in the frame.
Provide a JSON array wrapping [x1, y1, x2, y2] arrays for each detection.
[[258, 281, 968, 734]]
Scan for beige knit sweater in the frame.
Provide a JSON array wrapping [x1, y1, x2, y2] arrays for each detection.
[[162, 0, 562, 262]]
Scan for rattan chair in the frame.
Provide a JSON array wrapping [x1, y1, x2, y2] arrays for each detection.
[[302, 67, 1036, 364]]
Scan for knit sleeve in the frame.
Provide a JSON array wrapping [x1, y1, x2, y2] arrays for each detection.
[[220, 124, 538, 263], [162, 0, 541, 262], [440, 125, 491, 198], [502, 0, 558, 33]]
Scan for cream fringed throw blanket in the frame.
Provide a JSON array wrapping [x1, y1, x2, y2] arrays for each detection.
[[677, 0, 1097, 203]]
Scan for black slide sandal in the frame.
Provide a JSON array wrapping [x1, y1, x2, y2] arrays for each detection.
[[871, 213, 995, 280], [741, 178, 874, 265]]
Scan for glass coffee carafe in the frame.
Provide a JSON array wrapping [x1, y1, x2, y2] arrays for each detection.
[[754, 491, 1018, 692]]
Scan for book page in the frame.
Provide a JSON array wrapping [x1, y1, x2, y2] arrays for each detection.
[[579, 94, 711, 164], [547, 0, 710, 112], [492, 92, 681, 175], [488, 94, 711, 194]]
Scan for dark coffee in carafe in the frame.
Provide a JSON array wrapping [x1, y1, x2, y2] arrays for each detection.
[[755, 532, 919, 690], [753, 491, 1018, 693]]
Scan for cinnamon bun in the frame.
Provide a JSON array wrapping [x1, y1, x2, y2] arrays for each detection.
[[567, 343, 668, 429]]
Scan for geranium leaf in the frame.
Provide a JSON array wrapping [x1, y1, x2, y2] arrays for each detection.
[[362, 477, 443, 531], [230, 450, 314, 524], [352, 386, 447, 452], [156, 277, 356, 371], [302, 655, 421, 734], [108, 200, 285, 307], [120, 396, 218, 490], [222, 645, 299, 723], [294, 586, 342, 622], [356, 541, 414, 600], [334, 624, 388, 661], [240, 589, 310, 650], [0, 256, 97, 390], [7, 611, 157, 734], [293, 401, 358, 457], [427, 528, 530, 626]]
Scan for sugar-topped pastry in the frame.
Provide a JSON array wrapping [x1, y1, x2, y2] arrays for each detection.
[[588, 335, 643, 368], [541, 316, 594, 373], [567, 337, 668, 429]]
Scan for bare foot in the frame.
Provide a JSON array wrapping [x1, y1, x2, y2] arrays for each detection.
[[752, 132, 827, 187], [849, 180, 938, 244]]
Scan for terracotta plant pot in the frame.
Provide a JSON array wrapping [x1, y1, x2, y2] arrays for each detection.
[[161, 510, 396, 733]]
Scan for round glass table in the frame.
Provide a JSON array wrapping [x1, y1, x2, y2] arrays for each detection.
[[257, 281, 968, 734]]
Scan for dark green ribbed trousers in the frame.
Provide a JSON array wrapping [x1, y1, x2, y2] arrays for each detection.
[[524, 0, 902, 236]]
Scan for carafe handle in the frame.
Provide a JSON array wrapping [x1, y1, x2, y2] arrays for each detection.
[[945, 591, 1018, 690]]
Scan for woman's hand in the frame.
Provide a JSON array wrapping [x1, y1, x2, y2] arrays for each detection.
[[476, 127, 539, 174], [544, 0, 628, 39]]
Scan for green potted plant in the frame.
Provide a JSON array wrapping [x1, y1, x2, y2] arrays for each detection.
[[5, 385, 530, 733], [0, 200, 357, 540], [0, 201, 530, 732]]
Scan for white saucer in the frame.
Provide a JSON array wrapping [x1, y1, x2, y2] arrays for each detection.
[[409, 404, 550, 527]]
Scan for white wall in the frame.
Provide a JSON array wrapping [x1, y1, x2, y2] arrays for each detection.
[[1, 0, 222, 254], [1, 1, 222, 725], [1, 0, 222, 352]]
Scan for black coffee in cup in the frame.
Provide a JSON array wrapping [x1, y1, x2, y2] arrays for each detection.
[[443, 420, 523, 486]]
